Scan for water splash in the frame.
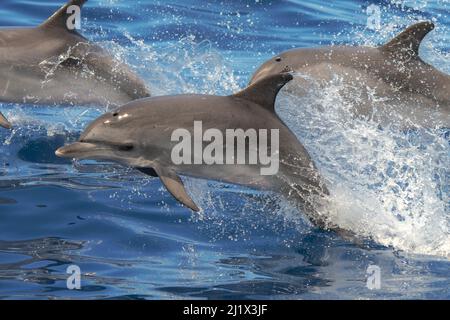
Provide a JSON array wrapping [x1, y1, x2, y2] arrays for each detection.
[[99, 33, 241, 97], [275, 73, 449, 258]]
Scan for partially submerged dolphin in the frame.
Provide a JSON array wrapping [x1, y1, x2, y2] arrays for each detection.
[[56, 73, 332, 229], [250, 21, 450, 128], [0, 0, 150, 129]]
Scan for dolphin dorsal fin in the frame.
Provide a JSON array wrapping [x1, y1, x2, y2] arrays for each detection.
[[381, 21, 434, 58], [39, 0, 88, 32], [232, 73, 293, 112]]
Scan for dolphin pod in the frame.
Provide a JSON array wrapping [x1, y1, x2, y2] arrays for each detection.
[[56, 73, 334, 229], [0, 0, 150, 129], [250, 21, 450, 128], [1, 4, 448, 237]]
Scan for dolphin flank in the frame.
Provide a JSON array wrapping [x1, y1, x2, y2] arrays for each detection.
[[56, 73, 333, 230], [0, 0, 151, 129], [250, 21, 450, 128]]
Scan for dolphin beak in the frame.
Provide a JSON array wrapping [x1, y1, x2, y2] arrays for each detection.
[[55, 142, 101, 158], [0, 112, 12, 129]]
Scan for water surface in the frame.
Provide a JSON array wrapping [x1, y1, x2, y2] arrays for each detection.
[[0, 0, 449, 299]]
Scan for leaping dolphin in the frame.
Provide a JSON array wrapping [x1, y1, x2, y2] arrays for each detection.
[[0, 0, 150, 129], [250, 21, 450, 128], [56, 73, 333, 230]]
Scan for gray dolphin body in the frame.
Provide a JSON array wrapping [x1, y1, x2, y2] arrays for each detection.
[[56, 73, 332, 229], [0, 0, 150, 129], [250, 22, 450, 128]]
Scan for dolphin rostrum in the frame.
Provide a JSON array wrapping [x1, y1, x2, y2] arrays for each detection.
[[56, 73, 332, 229], [250, 21, 450, 128], [0, 0, 150, 129]]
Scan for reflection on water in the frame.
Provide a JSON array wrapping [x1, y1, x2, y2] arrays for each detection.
[[0, 197, 16, 205], [0, 238, 84, 285]]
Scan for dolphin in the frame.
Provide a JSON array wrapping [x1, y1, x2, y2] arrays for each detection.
[[56, 73, 333, 229], [249, 21, 450, 128], [0, 0, 150, 129]]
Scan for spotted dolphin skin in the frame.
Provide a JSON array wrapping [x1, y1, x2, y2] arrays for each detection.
[[250, 22, 450, 128], [56, 73, 333, 230], [0, 0, 151, 129]]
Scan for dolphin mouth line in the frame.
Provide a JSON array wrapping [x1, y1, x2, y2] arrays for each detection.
[[55, 140, 134, 158], [55, 142, 103, 158]]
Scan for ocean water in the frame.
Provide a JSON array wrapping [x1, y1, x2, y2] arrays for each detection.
[[0, 0, 449, 300]]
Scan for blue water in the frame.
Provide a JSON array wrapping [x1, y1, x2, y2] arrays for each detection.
[[0, 0, 449, 300]]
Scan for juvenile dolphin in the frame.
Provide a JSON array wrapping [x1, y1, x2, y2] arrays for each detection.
[[56, 73, 332, 229], [250, 22, 450, 128], [0, 0, 150, 128]]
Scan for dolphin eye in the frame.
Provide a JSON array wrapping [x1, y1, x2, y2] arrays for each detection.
[[275, 57, 282, 62], [118, 143, 134, 152], [105, 112, 130, 125]]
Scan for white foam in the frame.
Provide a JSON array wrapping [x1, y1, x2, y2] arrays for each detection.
[[277, 73, 449, 258]]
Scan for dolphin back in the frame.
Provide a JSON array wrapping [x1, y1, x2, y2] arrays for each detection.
[[234, 73, 331, 227]]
